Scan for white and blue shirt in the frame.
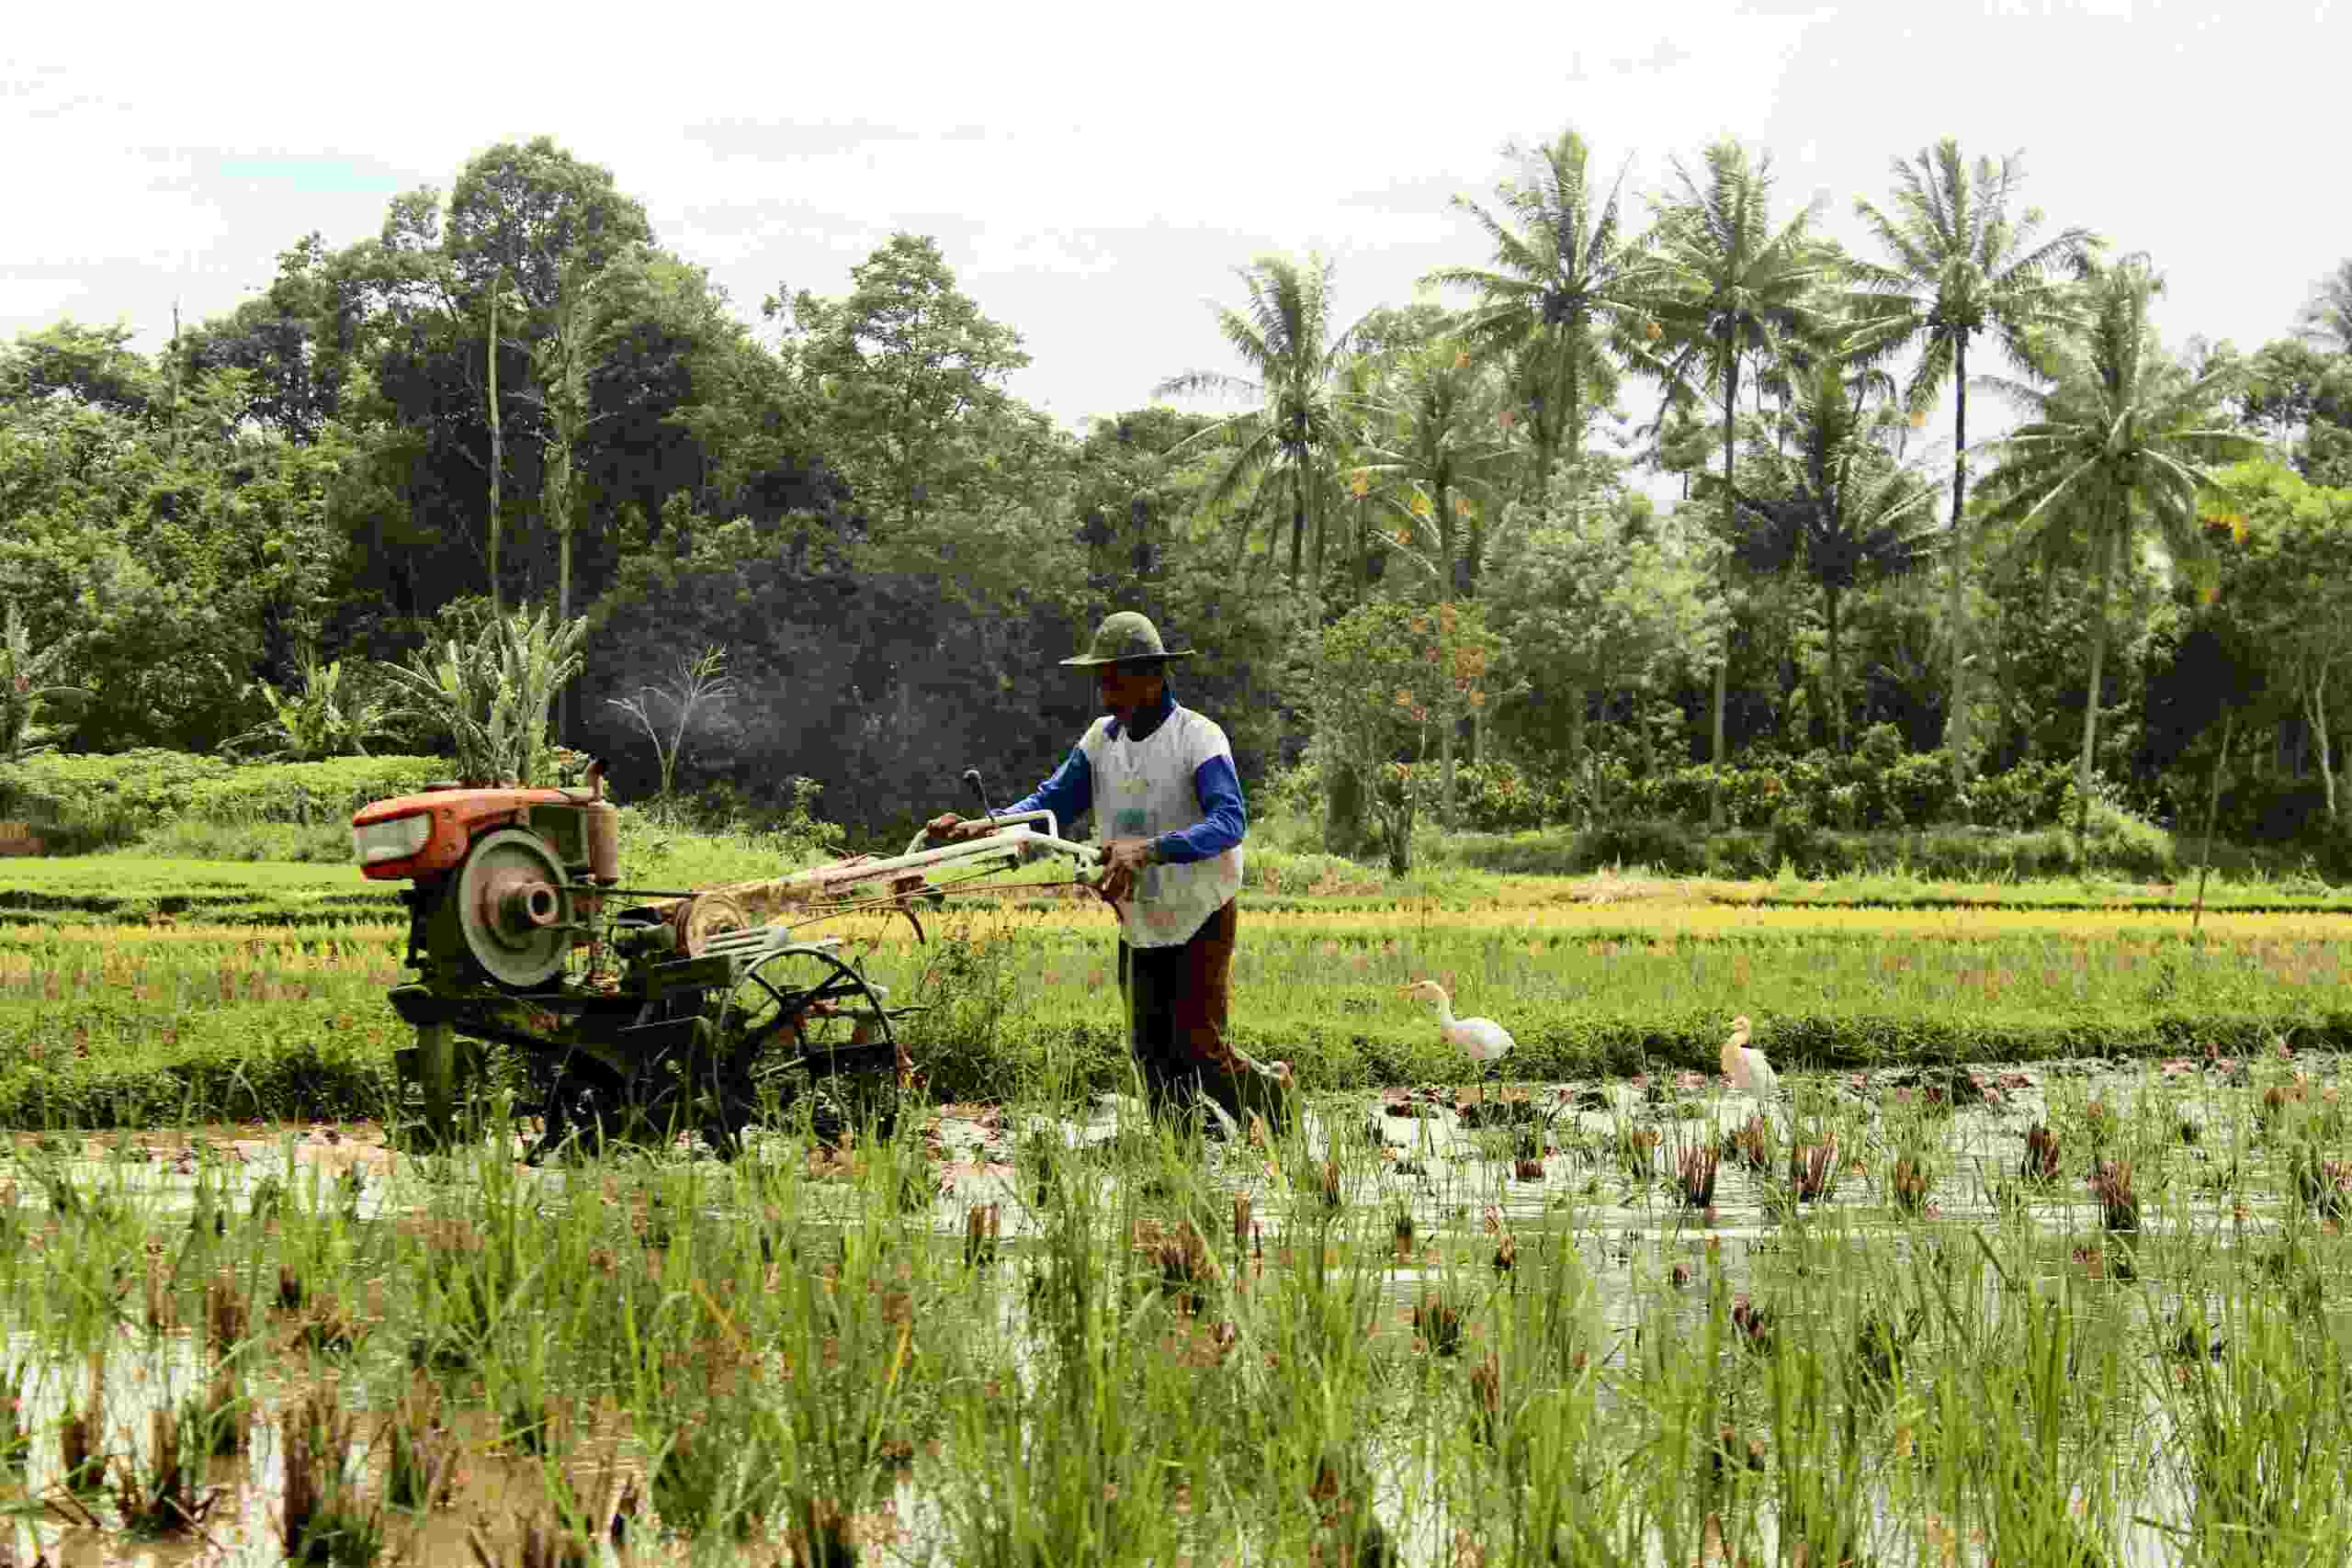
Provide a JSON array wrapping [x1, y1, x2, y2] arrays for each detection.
[[1001, 691, 1245, 949]]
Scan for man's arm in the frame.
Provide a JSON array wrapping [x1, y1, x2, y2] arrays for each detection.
[[1148, 754, 1246, 863], [1002, 744, 1094, 834]]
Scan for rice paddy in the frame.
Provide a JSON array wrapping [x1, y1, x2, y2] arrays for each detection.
[[0, 855, 2348, 1562], [3, 1047, 2351, 1564]]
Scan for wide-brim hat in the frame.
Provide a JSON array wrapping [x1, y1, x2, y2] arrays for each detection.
[[1058, 611, 1197, 667]]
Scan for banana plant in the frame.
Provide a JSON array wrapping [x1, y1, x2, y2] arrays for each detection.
[[373, 607, 587, 785], [0, 601, 89, 762], [222, 651, 403, 762]]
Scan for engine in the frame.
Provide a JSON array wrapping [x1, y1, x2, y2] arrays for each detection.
[[352, 780, 621, 991]]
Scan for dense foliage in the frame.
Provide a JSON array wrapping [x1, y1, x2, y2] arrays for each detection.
[[5, 131, 2349, 861]]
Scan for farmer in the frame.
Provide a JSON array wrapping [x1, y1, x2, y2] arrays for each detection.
[[925, 611, 1294, 1134]]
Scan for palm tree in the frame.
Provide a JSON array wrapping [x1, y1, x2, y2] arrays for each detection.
[[1424, 129, 1679, 516], [1349, 334, 1517, 821], [1647, 138, 1845, 829], [1847, 140, 2102, 792], [2294, 257, 2352, 355], [1715, 357, 1948, 751], [1157, 254, 1372, 590], [1351, 337, 1517, 601], [1971, 254, 2258, 856]]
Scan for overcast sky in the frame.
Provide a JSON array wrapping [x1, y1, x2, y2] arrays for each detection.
[[5, 0, 2341, 504]]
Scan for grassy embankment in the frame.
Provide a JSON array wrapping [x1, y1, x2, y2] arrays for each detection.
[[0, 807, 2346, 1129]]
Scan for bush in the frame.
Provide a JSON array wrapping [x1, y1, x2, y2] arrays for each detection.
[[0, 751, 450, 852]]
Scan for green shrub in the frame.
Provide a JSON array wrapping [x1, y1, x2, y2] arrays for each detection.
[[0, 751, 450, 852]]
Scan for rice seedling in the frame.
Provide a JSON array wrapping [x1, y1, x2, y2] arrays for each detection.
[[1676, 1143, 1719, 1209], [1726, 1111, 1777, 1172], [2090, 1158, 2140, 1232], [193, 1359, 246, 1457], [1888, 1150, 1933, 1215], [1613, 1122, 1658, 1181], [2290, 1144, 2352, 1218], [1411, 1288, 1467, 1356], [2023, 1122, 2064, 1182], [1789, 1137, 1840, 1202], [0, 1362, 24, 1479], [109, 1399, 221, 1537], [57, 1352, 107, 1496], [279, 1384, 385, 1566]]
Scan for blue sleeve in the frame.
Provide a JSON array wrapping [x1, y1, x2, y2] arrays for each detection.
[[1154, 754, 1247, 863], [1003, 745, 1092, 835]]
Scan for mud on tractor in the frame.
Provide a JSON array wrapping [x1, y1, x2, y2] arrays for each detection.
[[352, 766, 1102, 1160]]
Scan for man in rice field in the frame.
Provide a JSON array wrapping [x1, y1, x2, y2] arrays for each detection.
[[925, 611, 1295, 1136]]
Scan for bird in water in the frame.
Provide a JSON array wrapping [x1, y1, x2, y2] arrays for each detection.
[[1402, 979, 1515, 1102], [1720, 1015, 1779, 1103]]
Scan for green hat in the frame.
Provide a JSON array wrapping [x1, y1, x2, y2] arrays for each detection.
[[1058, 611, 1196, 667]]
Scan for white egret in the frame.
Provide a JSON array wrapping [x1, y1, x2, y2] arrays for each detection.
[[1720, 1015, 1779, 1102], [1402, 979, 1515, 1103]]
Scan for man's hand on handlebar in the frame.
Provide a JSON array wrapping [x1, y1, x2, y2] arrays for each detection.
[[923, 812, 993, 843]]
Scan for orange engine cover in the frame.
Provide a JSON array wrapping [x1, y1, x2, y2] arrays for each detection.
[[353, 787, 576, 881]]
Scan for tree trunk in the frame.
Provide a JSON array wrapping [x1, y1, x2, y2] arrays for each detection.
[[1441, 699, 1456, 829], [2312, 663, 2337, 820], [1942, 336, 1971, 792], [2074, 518, 2121, 860], [1290, 448, 1309, 589], [1326, 757, 1366, 857], [2194, 708, 2234, 934], [487, 283, 504, 618], [1711, 348, 1739, 833], [1826, 582, 1846, 754]]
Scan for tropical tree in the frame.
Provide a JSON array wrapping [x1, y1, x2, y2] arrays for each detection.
[[1158, 254, 1373, 589], [2201, 457, 2352, 820], [1424, 128, 1678, 515], [1350, 336, 1517, 601], [1646, 138, 1845, 828], [2293, 257, 2352, 356], [1486, 458, 1722, 778], [1972, 254, 2259, 855], [1847, 139, 2102, 789], [1714, 357, 1948, 751]]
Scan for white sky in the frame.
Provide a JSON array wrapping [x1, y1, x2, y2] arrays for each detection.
[[4, 0, 2342, 511]]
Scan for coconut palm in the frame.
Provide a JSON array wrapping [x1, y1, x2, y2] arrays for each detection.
[[1349, 336, 1517, 602], [1971, 254, 2258, 856], [1714, 356, 1948, 751], [1846, 140, 2102, 791], [1423, 129, 1679, 515], [2294, 257, 2352, 356], [1646, 138, 1846, 829], [1157, 254, 1373, 590]]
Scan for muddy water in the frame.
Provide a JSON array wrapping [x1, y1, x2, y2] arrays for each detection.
[[2, 1053, 2344, 1565]]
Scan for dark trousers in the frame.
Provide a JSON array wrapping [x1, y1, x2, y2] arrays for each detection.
[[1115, 898, 1278, 1126]]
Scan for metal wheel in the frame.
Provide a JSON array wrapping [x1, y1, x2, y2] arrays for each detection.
[[718, 945, 899, 1139]]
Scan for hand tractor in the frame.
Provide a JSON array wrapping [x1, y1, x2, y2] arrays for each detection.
[[351, 765, 1101, 1160]]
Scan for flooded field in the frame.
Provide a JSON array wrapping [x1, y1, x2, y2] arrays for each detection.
[[4, 1047, 2350, 1565]]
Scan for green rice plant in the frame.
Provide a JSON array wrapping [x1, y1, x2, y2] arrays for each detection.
[[279, 1384, 384, 1566], [0, 1359, 25, 1479], [2164, 1292, 2352, 1566], [110, 1398, 221, 1537], [57, 1350, 107, 1495], [193, 1359, 246, 1458], [380, 1377, 458, 1512], [1888, 1147, 1934, 1215]]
